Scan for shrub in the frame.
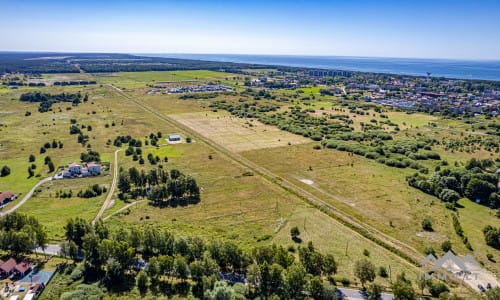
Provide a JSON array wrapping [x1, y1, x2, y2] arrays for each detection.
[[428, 281, 449, 297], [422, 218, 433, 231], [441, 240, 452, 252], [1, 166, 11, 177], [378, 266, 388, 278]]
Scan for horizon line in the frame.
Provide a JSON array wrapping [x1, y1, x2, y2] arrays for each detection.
[[1, 50, 500, 62]]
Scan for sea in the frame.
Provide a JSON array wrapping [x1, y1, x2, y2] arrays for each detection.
[[142, 53, 500, 81]]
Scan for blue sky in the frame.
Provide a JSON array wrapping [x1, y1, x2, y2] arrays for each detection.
[[1, 0, 499, 59]]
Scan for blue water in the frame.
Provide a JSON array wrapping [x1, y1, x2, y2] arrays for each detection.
[[142, 53, 500, 81]]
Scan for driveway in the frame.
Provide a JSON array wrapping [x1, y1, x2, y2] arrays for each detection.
[[337, 287, 394, 300], [34, 244, 61, 256]]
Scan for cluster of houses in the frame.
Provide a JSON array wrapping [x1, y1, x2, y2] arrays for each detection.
[[0, 192, 16, 207], [250, 76, 299, 89], [344, 79, 500, 115], [56, 162, 101, 179], [308, 70, 353, 77], [0, 259, 32, 279], [167, 85, 231, 94]]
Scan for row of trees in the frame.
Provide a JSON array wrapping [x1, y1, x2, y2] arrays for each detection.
[[19, 91, 85, 112], [57, 218, 437, 299]]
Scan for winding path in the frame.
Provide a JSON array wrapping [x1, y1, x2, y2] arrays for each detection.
[[102, 200, 146, 222], [0, 177, 52, 216], [93, 149, 122, 224]]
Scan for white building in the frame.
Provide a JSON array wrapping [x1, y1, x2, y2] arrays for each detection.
[[68, 163, 81, 174], [87, 162, 101, 175]]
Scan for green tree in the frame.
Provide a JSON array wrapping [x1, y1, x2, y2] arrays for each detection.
[[204, 281, 235, 300], [285, 263, 307, 299], [465, 178, 496, 202], [441, 240, 452, 252], [190, 260, 204, 283], [118, 172, 131, 194], [29, 154, 36, 162], [308, 276, 324, 299], [368, 283, 382, 300], [136, 270, 150, 295], [422, 218, 433, 231], [354, 259, 376, 288], [60, 284, 104, 300], [392, 273, 416, 300], [0, 165, 10, 177], [48, 161, 55, 173], [290, 226, 300, 240], [486, 287, 500, 300], [174, 255, 189, 281]]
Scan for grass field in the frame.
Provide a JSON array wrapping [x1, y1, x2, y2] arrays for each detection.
[[18, 176, 111, 241], [0, 70, 496, 298], [95, 70, 235, 89], [241, 142, 500, 275], [170, 111, 311, 152]]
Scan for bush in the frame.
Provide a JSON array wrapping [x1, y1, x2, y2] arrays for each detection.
[[441, 240, 452, 252], [428, 281, 449, 297], [422, 218, 433, 231], [0, 166, 11, 177], [424, 247, 436, 256], [378, 266, 388, 278]]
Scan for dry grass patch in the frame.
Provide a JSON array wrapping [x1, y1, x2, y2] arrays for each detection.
[[170, 111, 311, 152]]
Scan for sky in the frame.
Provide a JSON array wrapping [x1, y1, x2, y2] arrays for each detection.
[[1, 0, 500, 60]]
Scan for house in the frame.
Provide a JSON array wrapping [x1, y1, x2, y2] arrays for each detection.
[[13, 261, 32, 277], [168, 134, 181, 142], [218, 271, 246, 285], [62, 171, 72, 178], [68, 163, 81, 174], [0, 258, 17, 277], [87, 162, 101, 175], [0, 192, 15, 205]]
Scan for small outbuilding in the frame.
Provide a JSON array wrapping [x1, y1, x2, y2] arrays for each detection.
[[168, 134, 181, 142]]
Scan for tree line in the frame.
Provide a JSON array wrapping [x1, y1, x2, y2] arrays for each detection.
[[19, 91, 86, 112], [57, 218, 424, 299], [407, 158, 500, 209]]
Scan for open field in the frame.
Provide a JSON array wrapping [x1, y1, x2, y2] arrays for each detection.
[[95, 70, 235, 89], [106, 141, 418, 285], [1, 69, 497, 298], [170, 111, 311, 152], [273, 205, 418, 286], [17, 176, 111, 241], [241, 142, 500, 275]]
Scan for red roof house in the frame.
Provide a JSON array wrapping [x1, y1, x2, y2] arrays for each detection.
[[0, 258, 17, 276], [0, 192, 15, 205], [14, 260, 32, 277]]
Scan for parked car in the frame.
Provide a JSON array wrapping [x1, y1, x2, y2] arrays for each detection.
[[486, 283, 492, 290], [478, 284, 486, 292]]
